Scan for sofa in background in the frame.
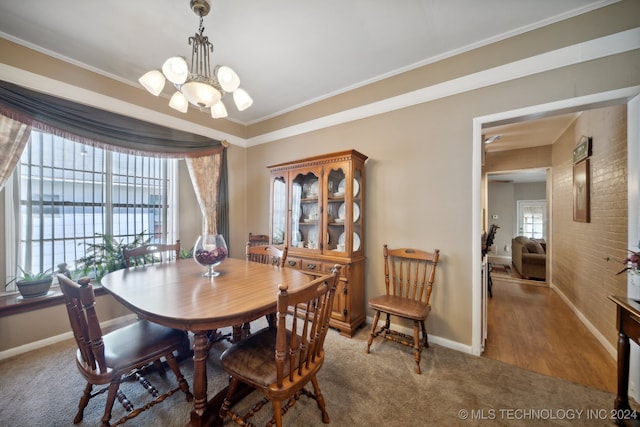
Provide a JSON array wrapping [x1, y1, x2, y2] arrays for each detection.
[[511, 236, 546, 280]]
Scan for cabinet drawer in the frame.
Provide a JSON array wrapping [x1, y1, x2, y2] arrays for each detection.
[[284, 257, 324, 274], [286, 257, 348, 280], [321, 262, 348, 278], [284, 256, 323, 274], [299, 259, 324, 274], [284, 257, 301, 269]]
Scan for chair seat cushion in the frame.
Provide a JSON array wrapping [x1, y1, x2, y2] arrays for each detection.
[[220, 328, 296, 388], [100, 320, 187, 371], [368, 295, 430, 320]]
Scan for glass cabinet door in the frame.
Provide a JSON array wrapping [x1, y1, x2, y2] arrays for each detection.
[[352, 167, 363, 253], [271, 176, 287, 245], [326, 166, 346, 252], [291, 170, 321, 250]]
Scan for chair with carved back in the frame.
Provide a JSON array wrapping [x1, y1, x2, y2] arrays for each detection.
[[219, 266, 341, 427], [57, 275, 192, 427], [366, 245, 440, 374], [248, 232, 270, 246], [122, 240, 180, 267]]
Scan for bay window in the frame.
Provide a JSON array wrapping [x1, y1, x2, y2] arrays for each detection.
[[4, 130, 177, 292]]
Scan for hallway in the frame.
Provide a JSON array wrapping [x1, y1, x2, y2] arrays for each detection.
[[482, 277, 617, 393]]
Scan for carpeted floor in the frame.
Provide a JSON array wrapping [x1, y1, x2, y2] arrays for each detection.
[[0, 322, 620, 426]]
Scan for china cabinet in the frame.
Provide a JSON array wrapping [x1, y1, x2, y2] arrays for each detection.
[[268, 150, 367, 337]]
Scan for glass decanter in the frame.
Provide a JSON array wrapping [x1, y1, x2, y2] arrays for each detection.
[[193, 234, 228, 277]]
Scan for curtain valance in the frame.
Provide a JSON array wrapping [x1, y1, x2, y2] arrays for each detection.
[[0, 80, 222, 158]]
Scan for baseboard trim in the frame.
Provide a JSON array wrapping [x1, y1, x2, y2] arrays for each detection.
[[365, 315, 472, 354], [0, 314, 137, 361], [550, 283, 616, 359], [4, 313, 474, 361]]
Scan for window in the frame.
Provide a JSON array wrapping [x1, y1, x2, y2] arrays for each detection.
[[517, 200, 546, 239], [5, 130, 177, 291]]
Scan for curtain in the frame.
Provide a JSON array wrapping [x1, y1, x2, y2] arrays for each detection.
[[0, 115, 31, 190], [218, 148, 230, 245], [0, 80, 230, 245], [186, 149, 225, 237], [0, 80, 222, 158]]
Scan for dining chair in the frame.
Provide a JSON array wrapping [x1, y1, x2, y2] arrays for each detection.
[[122, 240, 180, 267], [58, 275, 192, 427], [219, 266, 341, 427], [482, 224, 499, 298], [239, 243, 289, 337], [365, 245, 440, 374], [208, 243, 290, 345], [246, 242, 288, 267], [248, 232, 270, 246]]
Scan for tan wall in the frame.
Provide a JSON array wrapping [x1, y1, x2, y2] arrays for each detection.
[[0, 293, 131, 351], [246, 41, 639, 347], [551, 105, 628, 347], [0, 0, 639, 352]]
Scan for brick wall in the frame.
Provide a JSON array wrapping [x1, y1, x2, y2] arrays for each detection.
[[551, 104, 628, 348]]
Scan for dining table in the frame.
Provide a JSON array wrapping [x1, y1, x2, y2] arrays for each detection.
[[100, 257, 314, 427]]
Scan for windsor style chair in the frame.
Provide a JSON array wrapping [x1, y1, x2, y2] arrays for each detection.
[[219, 267, 341, 427], [366, 245, 440, 374]]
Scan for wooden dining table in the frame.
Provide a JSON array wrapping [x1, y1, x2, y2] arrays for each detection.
[[100, 257, 314, 427]]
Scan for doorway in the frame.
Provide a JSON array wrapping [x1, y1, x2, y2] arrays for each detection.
[[486, 168, 549, 276], [476, 102, 625, 388], [472, 86, 640, 357]]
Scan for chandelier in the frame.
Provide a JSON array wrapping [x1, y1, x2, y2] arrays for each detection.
[[138, 0, 252, 119]]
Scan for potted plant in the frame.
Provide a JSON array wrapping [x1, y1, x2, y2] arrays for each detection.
[[75, 232, 149, 283], [9, 266, 54, 298]]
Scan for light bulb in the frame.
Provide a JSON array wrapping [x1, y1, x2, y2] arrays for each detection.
[[216, 66, 240, 92], [233, 88, 253, 111], [211, 101, 228, 118], [138, 70, 166, 96], [162, 57, 189, 84], [169, 91, 189, 113]]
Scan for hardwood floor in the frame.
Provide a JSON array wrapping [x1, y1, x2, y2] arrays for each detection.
[[483, 275, 617, 393]]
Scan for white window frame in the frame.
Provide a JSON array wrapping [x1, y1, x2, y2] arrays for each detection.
[[516, 199, 546, 239], [4, 131, 178, 292]]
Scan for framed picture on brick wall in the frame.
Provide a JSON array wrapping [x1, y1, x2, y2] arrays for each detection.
[[573, 159, 590, 222], [573, 136, 592, 164]]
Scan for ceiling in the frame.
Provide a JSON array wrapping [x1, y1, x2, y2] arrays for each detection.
[[483, 111, 580, 183], [0, 0, 611, 125], [483, 113, 580, 153]]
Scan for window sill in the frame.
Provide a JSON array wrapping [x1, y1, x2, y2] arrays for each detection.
[[0, 285, 107, 318]]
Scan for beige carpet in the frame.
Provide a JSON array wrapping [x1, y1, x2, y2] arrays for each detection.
[[0, 322, 618, 426]]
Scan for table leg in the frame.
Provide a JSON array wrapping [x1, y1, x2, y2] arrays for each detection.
[[614, 331, 640, 426], [615, 331, 631, 425], [186, 331, 253, 427], [189, 331, 209, 426]]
